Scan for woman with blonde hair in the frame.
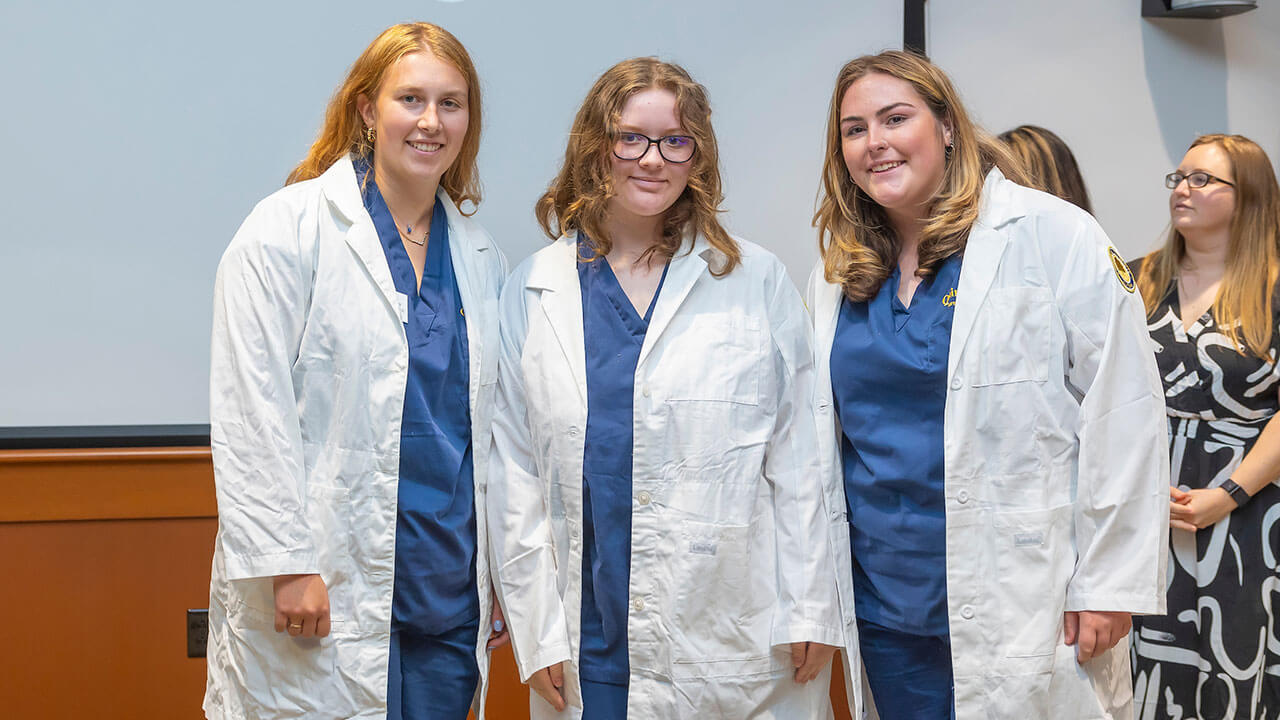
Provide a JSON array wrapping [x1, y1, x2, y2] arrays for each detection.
[[205, 22, 508, 720], [1130, 134, 1280, 719], [488, 57, 840, 719], [808, 50, 1168, 719], [997, 124, 1093, 214]]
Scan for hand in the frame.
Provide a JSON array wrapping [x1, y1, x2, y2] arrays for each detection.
[[528, 662, 566, 711], [1169, 486, 1234, 531], [1063, 610, 1131, 664], [273, 574, 331, 638], [486, 591, 510, 650], [790, 641, 838, 683]]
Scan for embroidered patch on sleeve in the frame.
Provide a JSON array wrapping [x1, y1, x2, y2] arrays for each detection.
[[1109, 247, 1136, 293]]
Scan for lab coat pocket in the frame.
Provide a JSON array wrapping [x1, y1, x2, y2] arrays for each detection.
[[971, 287, 1053, 386], [993, 504, 1071, 659], [669, 521, 769, 673], [661, 313, 762, 405]]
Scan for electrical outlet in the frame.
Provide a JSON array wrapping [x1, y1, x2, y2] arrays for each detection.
[[187, 608, 209, 658]]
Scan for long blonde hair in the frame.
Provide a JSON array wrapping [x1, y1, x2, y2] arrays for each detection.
[[814, 51, 1025, 301], [286, 23, 483, 213], [998, 125, 1093, 215], [535, 57, 739, 275], [1136, 134, 1280, 358]]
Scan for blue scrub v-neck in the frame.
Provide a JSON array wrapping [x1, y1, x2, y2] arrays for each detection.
[[357, 160, 478, 634], [577, 235, 668, 690], [830, 252, 962, 637]]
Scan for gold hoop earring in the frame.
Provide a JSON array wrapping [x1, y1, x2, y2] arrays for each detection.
[[365, 127, 376, 144]]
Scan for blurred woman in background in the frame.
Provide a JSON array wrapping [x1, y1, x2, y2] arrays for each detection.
[[1131, 133, 1280, 719], [997, 124, 1093, 214]]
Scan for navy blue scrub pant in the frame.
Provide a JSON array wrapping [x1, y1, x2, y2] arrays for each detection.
[[858, 619, 956, 720], [580, 677, 628, 720], [387, 616, 480, 720]]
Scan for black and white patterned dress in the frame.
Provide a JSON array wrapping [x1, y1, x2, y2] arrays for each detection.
[[1131, 272, 1280, 720]]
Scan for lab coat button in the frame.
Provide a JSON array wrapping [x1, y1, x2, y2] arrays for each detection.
[[633, 598, 645, 611], [957, 490, 970, 504], [641, 385, 651, 398], [961, 605, 975, 619], [950, 376, 963, 390], [570, 528, 580, 539], [568, 426, 580, 436], [637, 491, 652, 506]]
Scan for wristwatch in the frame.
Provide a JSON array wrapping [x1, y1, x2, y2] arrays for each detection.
[[1220, 478, 1251, 508]]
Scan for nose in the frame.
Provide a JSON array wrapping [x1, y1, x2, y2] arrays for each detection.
[[419, 105, 442, 133], [637, 142, 665, 168]]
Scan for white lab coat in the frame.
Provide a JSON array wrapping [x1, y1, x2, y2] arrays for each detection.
[[204, 155, 507, 720], [488, 233, 841, 719], [808, 169, 1169, 720]]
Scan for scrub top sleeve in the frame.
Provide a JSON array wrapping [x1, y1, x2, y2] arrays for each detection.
[[210, 198, 318, 581], [761, 263, 844, 648], [487, 275, 573, 681], [1047, 214, 1169, 615]]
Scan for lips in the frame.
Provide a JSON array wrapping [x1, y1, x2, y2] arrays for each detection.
[[408, 141, 443, 153], [870, 161, 904, 173]]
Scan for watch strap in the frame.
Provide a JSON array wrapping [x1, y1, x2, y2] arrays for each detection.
[[1220, 478, 1251, 508]]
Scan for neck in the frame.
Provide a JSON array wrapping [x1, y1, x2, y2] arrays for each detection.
[[889, 211, 926, 269], [1180, 229, 1230, 275], [604, 209, 665, 270], [374, 158, 440, 231]]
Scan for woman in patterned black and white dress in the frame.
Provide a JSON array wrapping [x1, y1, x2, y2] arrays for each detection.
[[1132, 134, 1280, 719]]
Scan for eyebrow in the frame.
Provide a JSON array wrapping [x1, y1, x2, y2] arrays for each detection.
[[391, 84, 468, 97], [618, 125, 686, 136], [841, 102, 915, 125]]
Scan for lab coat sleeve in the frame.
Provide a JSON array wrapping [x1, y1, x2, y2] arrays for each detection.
[[1050, 213, 1169, 615], [209, 196, 318, 581], [487, 273, 573, 681], [763, 259, 845, 648]]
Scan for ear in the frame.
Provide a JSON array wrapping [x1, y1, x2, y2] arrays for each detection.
[[942, 118, 954, 149], [356, 93, 376, 131]]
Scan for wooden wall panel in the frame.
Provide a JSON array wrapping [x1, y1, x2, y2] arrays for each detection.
[[0, 448, 853, 719]]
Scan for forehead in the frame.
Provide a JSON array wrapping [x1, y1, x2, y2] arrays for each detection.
[[381, 50, 467, 93], [1181, 143, 1231, 175], [619, 88, 682, 130], [840, 72, 925, 114]]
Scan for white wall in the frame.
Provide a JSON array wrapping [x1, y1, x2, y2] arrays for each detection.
[[928, 0, 1280, 260], [0, 0, 900, 427]]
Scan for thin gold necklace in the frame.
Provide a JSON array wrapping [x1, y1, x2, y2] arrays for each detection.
[[398, 224, 428, 246]]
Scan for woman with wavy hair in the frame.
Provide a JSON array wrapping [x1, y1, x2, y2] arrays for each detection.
[[205, 22, 508, 720], [488, 57, 840, 719], [997, 124, 1093, 214], [807, 50, 1168, 719], [1130, 134, 1280, 719]]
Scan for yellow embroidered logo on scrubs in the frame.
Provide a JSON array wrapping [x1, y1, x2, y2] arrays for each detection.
[[942, 288, 956, 307], [1109, 247, 1136, 293]]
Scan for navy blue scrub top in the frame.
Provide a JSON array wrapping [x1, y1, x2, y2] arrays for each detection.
[[830, 252, 963, 637], [577, 236, 668, 685], [358, 160, 479, 635]]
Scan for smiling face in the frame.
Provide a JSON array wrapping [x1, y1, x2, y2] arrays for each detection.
[[357, 50, 469, 195], [839, 72, 952, 231], [1170, 142, 1236, 240], [607, 88, 693, 227]]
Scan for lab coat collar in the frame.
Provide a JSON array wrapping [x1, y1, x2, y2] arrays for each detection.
[[639, 231, 711, 366], [525, 234, 589, 407], [946, 167, 1026, 379]]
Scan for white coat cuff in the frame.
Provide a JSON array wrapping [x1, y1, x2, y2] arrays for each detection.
[[1064, 591, 1166, 616], [771, 621, 845, 649], [222, 549, 318, 581], [515, 643, 573, 684]]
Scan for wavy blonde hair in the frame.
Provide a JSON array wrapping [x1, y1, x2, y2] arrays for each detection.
[[1136, 134, 1280, 358], [535, 57, 739, 275], [814, 51, 1025, 301], [285, 22, 483, 213]]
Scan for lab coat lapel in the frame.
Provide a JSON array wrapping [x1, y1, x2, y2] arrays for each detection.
[[947, 169, 1020, 379], [813, 275, 844, 377], [320, 156, 403, 320], [526, 235, 588, 407], [637, 234, 711, 367], [441, 190, 493, 397]]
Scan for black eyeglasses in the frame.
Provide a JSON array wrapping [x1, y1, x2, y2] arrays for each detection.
[[1165, 171, 1235, 190], [613, 133, 696, 163]]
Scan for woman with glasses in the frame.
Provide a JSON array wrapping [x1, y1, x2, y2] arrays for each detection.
[[808, 51, 1168, 719], [488, 57, 840, 719], [1131, 134, 1280, 719], [206, 23, 508, 720]]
